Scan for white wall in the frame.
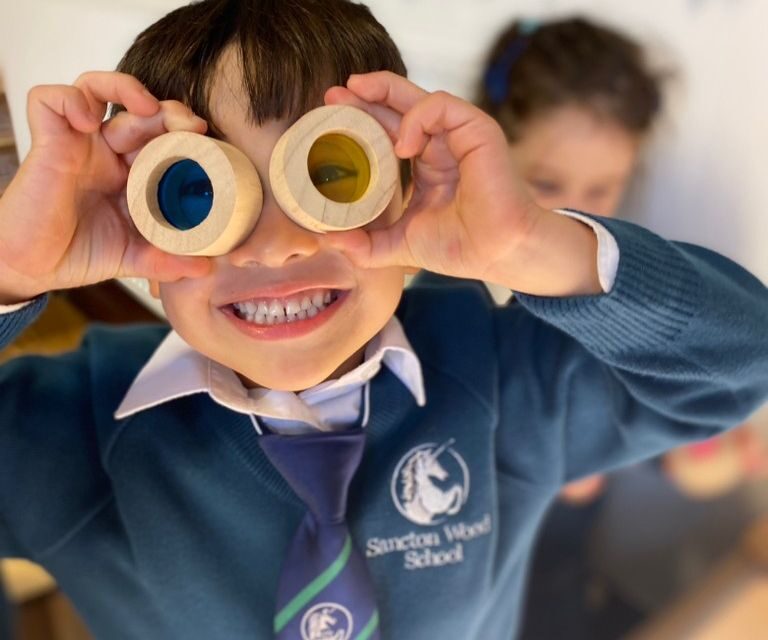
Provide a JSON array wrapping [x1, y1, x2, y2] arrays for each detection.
[[0, 0, 184, 155], [1, 0, 766, 286]]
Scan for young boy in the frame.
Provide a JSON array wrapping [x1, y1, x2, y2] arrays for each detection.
[[0, 1, 766, 639]]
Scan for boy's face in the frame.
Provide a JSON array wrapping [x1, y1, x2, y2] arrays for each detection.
[[150, 60, 407, 392], [509, 105, 641, 217]]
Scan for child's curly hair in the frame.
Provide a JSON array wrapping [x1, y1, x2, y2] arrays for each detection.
[[477, 16, 664, 142]]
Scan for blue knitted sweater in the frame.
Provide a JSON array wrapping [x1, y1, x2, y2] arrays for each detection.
[[1, 217, 767, 639]]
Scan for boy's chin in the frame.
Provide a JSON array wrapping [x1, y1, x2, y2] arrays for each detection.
[[233, 345, 366, 392], [234, 363, 342, 392]]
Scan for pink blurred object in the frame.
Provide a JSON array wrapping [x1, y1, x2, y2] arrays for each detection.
[[664, 422, 768, 499], [687, 438, 723, 459]]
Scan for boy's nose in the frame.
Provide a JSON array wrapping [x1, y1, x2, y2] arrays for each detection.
[[226, 198, 321, 268]]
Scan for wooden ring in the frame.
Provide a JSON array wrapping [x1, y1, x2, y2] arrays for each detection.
[[127, 131, 263, 256], [269, 105, 398, 233]]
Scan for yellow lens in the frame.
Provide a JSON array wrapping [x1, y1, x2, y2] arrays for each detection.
[[307, 134, 371, 203]]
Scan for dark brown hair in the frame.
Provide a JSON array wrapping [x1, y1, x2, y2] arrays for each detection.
[[117, 0, 407, 129], [477, 17, 663, 142]]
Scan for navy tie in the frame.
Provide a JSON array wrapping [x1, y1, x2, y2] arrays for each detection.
[[259, 428, 380, 640]]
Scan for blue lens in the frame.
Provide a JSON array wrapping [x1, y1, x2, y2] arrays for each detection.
[[157, 159, 214, 230]]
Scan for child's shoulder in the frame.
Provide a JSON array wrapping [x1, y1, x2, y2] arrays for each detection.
[[1, 321, 170, 418], [0, 322, 170, 554], [80, 321, 170, 371], [402, 270, 495, 306], [398, 273, 520, 402], [398, 272, 575, 383], [399, 272, 496, 336], [400, 271, 530, 330]]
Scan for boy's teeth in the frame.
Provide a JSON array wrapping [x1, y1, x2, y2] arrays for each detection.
[[268, 300, 284, 319], [285, 299, 301, 316], [232, 289, 337, 325]]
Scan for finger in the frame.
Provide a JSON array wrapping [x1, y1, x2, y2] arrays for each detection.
[[27, 85, 103, 141], [73, 71, 159, 118], [344, 71, 429, 117], [119, 238, 212, 282], [102, 100, 207, 155], [396, 91, 504, 164], [324, 86, 402, 145], [122, 149, 142, 168], [324, 224, 415, 271]]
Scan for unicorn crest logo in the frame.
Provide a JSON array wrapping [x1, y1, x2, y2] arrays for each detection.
[[391, 440, 470, 525], [300, 603, 353, 640]]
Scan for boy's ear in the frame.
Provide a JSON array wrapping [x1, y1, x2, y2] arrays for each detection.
[[148, 280, 161, 299]]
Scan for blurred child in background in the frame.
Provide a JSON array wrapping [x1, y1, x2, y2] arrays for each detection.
[[478, 15, 768, 639], [479, 16, 660, 219]]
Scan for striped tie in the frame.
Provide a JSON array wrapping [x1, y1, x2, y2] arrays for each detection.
[[260, 428, 380, 640]]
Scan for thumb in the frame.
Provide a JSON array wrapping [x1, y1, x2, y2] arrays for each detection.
[[120, 241, 212, 282], [324, 226, 414, 270]]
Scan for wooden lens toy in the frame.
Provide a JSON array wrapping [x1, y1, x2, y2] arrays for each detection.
[[270, 105, 398, 232], [127, 131, 263, 256]]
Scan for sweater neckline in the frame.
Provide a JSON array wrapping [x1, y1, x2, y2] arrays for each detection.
[[211, 367, 417, 506]]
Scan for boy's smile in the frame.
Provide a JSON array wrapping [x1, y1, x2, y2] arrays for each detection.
[[225, 288, 341, 331], [149, 53, 407, 392], [213, 254, 353, 342]]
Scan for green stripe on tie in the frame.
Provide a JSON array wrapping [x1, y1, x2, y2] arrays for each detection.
[[354, 610, 380, 640], [274, 535, 353, 633]]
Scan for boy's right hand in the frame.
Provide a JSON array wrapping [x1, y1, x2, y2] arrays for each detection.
[[0, 71, 211, 305]]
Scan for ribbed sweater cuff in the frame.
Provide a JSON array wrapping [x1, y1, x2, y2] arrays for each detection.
[[515, 217, 699, 358], [0, 294, 49, 349]]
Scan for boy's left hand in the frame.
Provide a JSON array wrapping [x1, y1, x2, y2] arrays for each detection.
[[325, 72, 601, 297]]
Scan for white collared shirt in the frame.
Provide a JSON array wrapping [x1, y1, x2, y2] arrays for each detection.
[[114, 316, 426, 435]]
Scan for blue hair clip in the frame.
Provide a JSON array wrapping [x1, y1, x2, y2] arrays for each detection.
[[484, 18, 540, 105], [519, 18, 540, 36]]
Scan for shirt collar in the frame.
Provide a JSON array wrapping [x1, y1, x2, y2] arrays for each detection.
[[114, 316, 426, 420]]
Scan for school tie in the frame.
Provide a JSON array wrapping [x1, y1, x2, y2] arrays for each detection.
[[259, 428, 381, 640]]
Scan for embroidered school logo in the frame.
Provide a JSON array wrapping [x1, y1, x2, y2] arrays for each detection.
[[301, 603, 353, 640], [391, 440, 470, 526]]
